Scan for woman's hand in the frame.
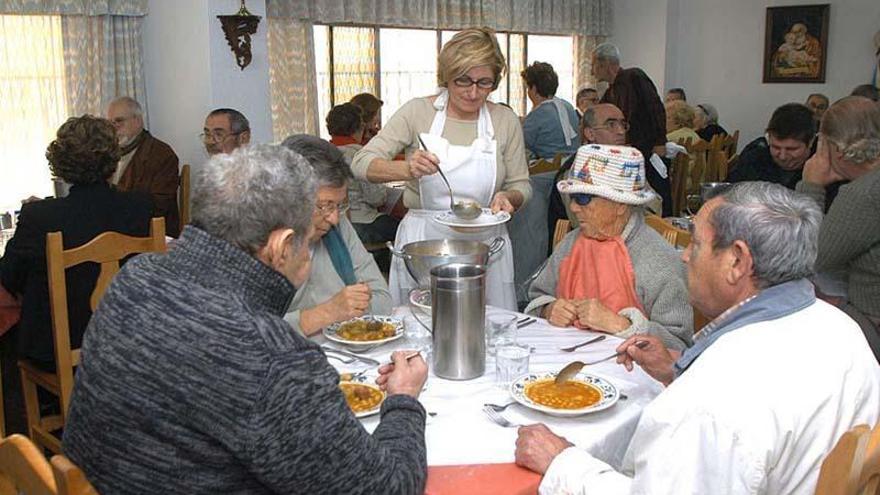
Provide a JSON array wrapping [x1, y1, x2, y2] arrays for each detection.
[[407, 149, 440, 179], [543, 299, 578, 327], [575, 299, 630, 334], [326, 283, 371, 322], [490, 191, 515, 214]]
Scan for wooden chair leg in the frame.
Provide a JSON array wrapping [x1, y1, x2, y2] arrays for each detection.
[[18, 370, 41, 444]]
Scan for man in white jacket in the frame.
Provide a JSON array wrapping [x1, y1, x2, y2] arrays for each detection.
[[515, 181, 880, 494]]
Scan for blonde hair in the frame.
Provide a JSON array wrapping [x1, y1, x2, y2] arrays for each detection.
[[821, 96, 880, 165], [666, 100, 696, 129], [437, 27, 506, 88]]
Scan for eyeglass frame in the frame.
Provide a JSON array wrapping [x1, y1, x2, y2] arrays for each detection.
[[199, 130, 246, 143], [314, 200, 350, 217], [451, 75, 497, 90], [591, 119, 630, 132]]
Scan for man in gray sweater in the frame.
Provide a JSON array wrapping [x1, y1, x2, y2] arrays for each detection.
[[63, 144, 429, 494]]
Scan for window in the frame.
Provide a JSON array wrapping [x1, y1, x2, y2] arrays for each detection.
[[0, 15, 67, 211], [312, 26, 575, 133]]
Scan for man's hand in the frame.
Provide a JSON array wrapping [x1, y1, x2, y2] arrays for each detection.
[[515, 424, 573, 474], [803, 135, 844, 186], [615, 334, 678, 386], [490, 191, 515, 214], [544, 299, 579, 328], [407, 149, 440, 179], [326, 283, 371, 323], [376, 350, 428, 399], [575, 299, 630, 333]]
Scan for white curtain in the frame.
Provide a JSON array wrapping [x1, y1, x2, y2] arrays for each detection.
[[267, 17, 320, 140], [0, 0, 147, 16], [61, 15, 147, 124], [575, 34, 606, 94], [267, 0, 611, 36], [0, 15, 67, 209]]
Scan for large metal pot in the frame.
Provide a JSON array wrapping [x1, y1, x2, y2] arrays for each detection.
[[388, 237, 505, 288]]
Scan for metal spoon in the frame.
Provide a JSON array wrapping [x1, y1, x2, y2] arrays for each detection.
[[417, 135, 482, 220], [554, 340, 649, 385]]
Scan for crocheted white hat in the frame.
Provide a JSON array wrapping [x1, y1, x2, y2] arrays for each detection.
[[557, 144, 656, 206]]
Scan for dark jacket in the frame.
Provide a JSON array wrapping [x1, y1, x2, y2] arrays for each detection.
[[117, 131, 181, 237], [0, 183, 152, 365], [63, 226, 428, 494], [697, 123, 728, 142]]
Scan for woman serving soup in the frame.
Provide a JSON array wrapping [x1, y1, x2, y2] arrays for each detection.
[[351, 27, 531, 310]]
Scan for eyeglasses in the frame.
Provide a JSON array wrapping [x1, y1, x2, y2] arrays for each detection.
[[592, 119, 629, 132], [200, 130, 243, 143], [315, 201, 350, 216], [570, 193, 594, 206], [452, 75, 496, 89], [110, 116, 133, 125]]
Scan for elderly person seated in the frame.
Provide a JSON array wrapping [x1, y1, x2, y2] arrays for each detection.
[[525, 144, 692, 350], [694, 103, 728, 142], [797, 96, 880, 360], [282, 135, 392, 336], [327, 103, 400, 253], [0, 115, 152, 370], [63, 144, 429, 493], [522, 61, 581, 160], [515, 182, 880, 494], [665, 100, 702, 144]]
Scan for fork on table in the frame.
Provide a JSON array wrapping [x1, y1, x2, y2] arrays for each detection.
[[482, 405, 522, 428]]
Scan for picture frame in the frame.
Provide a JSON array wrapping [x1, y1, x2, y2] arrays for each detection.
[[763, 4, 830, 83]]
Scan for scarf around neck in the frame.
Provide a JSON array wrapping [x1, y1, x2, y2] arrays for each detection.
[[322, 226, 356, 285]]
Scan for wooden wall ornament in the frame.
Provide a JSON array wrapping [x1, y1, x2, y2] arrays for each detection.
[[218, 1, 261, 70]]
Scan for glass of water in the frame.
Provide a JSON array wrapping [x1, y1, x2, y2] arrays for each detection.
[[486, 314, 517, 356], [495, 343, 530, 388]]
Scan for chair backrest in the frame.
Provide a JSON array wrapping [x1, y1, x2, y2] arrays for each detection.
[[644, 214, 691, 249], [0, 434, 56, 495], [552, 219, 571, 251], [47, 217, 166, 417], [670, 137, 694, 217], [50, 455, 97, 495], [179, 164, 191, 227], [816, 422, 880, 495]]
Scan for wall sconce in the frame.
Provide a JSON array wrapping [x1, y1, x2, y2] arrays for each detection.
[[217, 1, 261, 70]]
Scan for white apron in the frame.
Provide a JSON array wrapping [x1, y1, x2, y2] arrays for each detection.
[[389, 92, 517, 310]]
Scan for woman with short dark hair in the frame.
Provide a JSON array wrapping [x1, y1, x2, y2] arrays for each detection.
[[0, 115, 153, 369]]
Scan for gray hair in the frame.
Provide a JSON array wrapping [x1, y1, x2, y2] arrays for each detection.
[[593, 42, 620, 64], [709, 182, 821, 288], [581, 106, 599, 131], [281, 134, 353, 188], [696, 103, 719, 125], [208, 108, 250, 134], [821, 96, 880, 165], [109, 96, 143, 117], [191, 144, 317, 256]]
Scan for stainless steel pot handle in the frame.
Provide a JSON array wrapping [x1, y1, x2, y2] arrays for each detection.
[[407, 289, 433, 334], [487, 236, 505, 257], [387, 241, 411, 260]]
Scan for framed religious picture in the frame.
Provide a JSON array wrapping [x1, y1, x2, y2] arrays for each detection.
[[763, 4, 830, 83]]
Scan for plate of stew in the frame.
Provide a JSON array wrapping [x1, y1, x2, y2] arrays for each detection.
[[510, 372, 619, 417], [339, 375, 385, 418], [324, 316, 404, 348]]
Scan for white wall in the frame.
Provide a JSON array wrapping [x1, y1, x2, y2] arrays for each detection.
[[609, 0, 669, 93], [143, 0, 271, 170], [665, 0, 880, 146]]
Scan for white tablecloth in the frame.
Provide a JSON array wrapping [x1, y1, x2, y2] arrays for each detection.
[[321, 306, 664, 468]]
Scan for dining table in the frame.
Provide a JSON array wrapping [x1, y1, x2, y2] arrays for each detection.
[[321, 305, 665, 494]]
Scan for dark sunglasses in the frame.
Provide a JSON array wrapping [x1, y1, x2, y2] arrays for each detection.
[[571, 193, 594, 206]]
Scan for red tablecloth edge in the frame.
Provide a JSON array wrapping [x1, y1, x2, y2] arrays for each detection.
[[426, 462, 541, 495]]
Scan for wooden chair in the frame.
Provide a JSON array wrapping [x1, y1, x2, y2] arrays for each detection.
[[0, 434, 56, 495], [644, 214, 691, 249], [179, 164, 191, 227], [816, 422, 880, 495], [670, 138, 699, 217], [552, 219, 571, 251], [18, 218, 166, 454], [50, 455, 98, 495]]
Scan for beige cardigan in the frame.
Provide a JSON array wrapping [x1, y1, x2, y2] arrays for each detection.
[[351, 96, 532, 209]]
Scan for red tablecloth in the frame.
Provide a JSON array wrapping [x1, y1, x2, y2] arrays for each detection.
[[426, 463, 541, 495], [0, 284, 21, 336]]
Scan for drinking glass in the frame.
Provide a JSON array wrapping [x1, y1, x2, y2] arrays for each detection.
[[495, 344, 530, 388], [485, 314, 517, 356]]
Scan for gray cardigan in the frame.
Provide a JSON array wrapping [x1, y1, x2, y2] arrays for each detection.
[[63, 226, 427, 494], [285, 217, 393, 332], [525, 211, 693, 350]]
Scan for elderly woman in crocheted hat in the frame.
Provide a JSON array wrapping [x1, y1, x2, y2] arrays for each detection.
[[525, 144, 693, 350]]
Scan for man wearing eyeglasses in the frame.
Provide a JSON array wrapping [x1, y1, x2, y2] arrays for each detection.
[[202, 108, 251, 156], [107, 96, 181, 236]]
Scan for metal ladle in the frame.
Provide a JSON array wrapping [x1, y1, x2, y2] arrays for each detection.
[[417, 135, 482, 220]]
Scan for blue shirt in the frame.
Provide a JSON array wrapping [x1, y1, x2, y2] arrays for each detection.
[[522, 98, 580, 160]]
